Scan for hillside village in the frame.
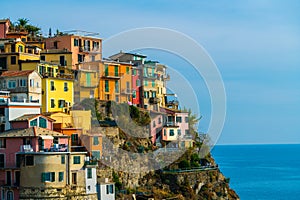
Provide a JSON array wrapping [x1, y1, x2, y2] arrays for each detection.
[[0, 18, 238, 200]]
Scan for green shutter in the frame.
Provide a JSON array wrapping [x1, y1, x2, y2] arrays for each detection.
[[86, 73, 91, 86], [105, 65, 108, 76], [114, 66, 118, 76], [41, 173, 45, 182], [59, 172, 64, 182], [52, 172, 55, 182]]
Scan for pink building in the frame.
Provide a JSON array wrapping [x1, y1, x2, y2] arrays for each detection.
[[45, 33, 102, 69], [149, 111, 164, 144], [10, 114, 55, 130], [160, 107, 189, 142], [0, 19, 10, 39], [0, 127, 69, 200]]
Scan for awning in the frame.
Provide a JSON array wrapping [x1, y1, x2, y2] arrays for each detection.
[[39, 135, 54, 140]]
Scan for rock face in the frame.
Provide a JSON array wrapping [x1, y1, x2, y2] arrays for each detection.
[[98, 159, 239, 200]]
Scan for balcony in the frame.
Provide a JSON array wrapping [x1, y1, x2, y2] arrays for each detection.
[[42, 72, 74, 80], [143, 73, 157, 79], [101, 72, 121, 79], [20, 145, 34, 152], [149, 97, 160, 104]]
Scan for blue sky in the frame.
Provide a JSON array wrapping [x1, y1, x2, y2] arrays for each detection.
[[2, 0, 300, 144]]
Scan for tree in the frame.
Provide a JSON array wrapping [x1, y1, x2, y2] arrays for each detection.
[[16, 18, 29, 30], [25, 24, 41, 36]]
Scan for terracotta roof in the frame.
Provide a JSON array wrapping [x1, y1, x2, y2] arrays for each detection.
[[11, 114, 56, 122], [0, 127, 68, 138], [0, 70, 35, 77]]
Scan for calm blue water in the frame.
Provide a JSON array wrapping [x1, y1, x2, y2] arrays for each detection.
[[211, 144, 300, 200]]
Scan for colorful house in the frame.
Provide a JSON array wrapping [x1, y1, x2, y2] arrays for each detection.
[[0, 38, 40, 72], [45, 32, 102, 69], [40, 49, 73, 69], [74, 61, 100, 103], [0, 91, 41, 132], [99, 59, 132, 103], [22, 62, 74, 113], [0, 70, 42, 103], [143, 61, 160, 111], [160, 107, 189, 143], [109, 51, 146, 108], [10, 114, 55, 130], [0, 19, 10, 39], [0, 127, 98, 199]]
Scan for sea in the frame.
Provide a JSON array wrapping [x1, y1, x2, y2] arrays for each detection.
[[211, 144, 300, 200]]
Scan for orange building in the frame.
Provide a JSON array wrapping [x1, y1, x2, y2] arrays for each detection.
[[99, 59, 132, 103]]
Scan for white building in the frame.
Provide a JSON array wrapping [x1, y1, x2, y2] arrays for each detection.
[[97, 178, 115, 200], [0, 91, 41, 131]]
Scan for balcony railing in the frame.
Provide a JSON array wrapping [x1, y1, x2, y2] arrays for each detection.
[[20, 145, 33, 152], [149, 97, 160, 104], [102, 72, 121, 78]]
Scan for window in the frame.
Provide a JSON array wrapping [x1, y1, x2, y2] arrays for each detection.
[[74, 38, 79, 46], [185, 130, 189, 135], [169, 129, 175, 136], [104, 64, 108, 76], [54, 41, 58, 49], [105, 80, 109, 92], [176, 116, 182, 123], [6, 191, 13, 200], [90, 89, 94, 98], [8, 80, 16, 89], [158, 117, 161, 124], [25, 155, 34, 166], [78, 54, 83, 63], [50, 81, 55, 91], [106, 184, 114, 194], [0, 154, 4, 168], [153, 121, 156, 128], [136, 79, 140, 87], [178, 129, 181, 136], [19, 79, 26, 87], [58, 100, 65, 108], [30, 119, 37, 127], [93, 136, 99, 145], [64, 82, 68, 92], [11, 56, 16, 65], [86, 72, 91, 86], [41, 172, 55, 182], [91, 55, 95, 62], [144, 80, 148, 86], [53, 137, 58, 144], [185, 117, 189, 123], [61, 155, 65, 164], [152, 91, 156, 98], [41, 55, 45, 61], [18, 45, 24, 52], [115, 80, 119, 93], [16, 154, 21, 167], [105, 94, 110, 100], [132, 90, 136, 98], [39, 117, 47, 128], [72, 173, 77, 184], [132, 69, 136, 75], [126, 66, 129, 74], [51, 99, 55, 108], [15, 171, 20, 186], [59, 172, 64, 182], [87, 168, 92, 179], [0, 139, 6, 148], [115, 95, 119, 102], [73, 156, 80, 164], [114, 66, 118, 76], [164, 129, 166, 136], [152, 80, 155, 87]]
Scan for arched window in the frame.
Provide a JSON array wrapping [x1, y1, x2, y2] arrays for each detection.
[[7, 191, 13, 200]]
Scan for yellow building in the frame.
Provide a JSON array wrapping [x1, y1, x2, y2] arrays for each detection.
[[0, 39, 40, 72], [74, 61, 100, 103], [155, 63, 168, 107], [99, 59, 132, 103], [21, 61, 74, 113], [40, 49, 73, 69]]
